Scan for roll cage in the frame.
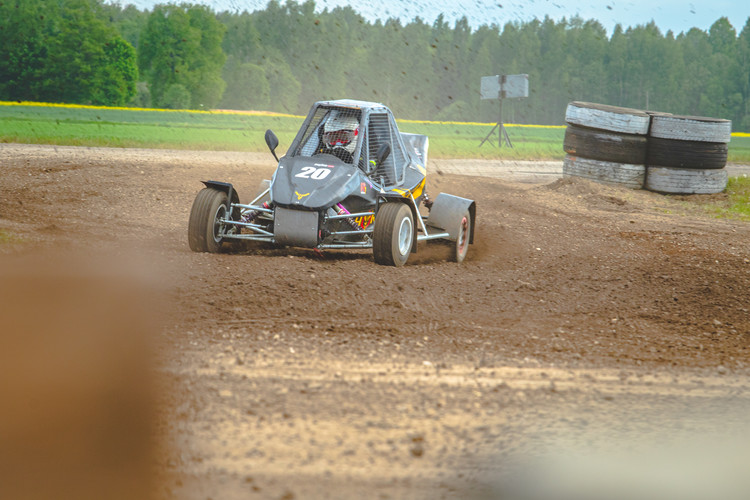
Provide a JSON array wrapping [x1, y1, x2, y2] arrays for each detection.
[[287, 100, 411, 189]]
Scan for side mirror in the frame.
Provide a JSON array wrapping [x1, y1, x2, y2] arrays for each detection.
[[265, 129, 279, 162], [376, 142, 391, 166]]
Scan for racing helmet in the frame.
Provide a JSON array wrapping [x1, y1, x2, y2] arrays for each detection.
[[322, 111, 359, 154]]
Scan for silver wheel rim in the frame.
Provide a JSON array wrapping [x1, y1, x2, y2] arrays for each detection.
[[397, 216, 412, 256], [212, 204, 226, 243]]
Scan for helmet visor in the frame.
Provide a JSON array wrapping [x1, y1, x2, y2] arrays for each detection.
[[323, 129, 357, 148]]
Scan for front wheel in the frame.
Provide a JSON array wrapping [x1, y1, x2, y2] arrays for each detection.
[[452, 211, 471, 263], [188, 188, 229, 253], [373, 203, 413, 267]]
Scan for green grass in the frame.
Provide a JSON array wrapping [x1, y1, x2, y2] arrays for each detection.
[[703, 176, 750, 221], [1, 102, 749, 162], [399, 121, 565, 159], [0, 103, 302, 151], [0, 102, 566, 159], [728, 134, 750, 164]]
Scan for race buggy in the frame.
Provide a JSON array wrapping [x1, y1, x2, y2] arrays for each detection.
[[188, 99, 476, 266]]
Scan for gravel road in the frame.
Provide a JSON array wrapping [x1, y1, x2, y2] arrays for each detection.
[[1, 143, 749, 500]]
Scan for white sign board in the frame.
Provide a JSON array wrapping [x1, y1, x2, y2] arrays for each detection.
[[480, 75, 502, 100], [503, 74, 529, 99], [480, 74, 529, 100]]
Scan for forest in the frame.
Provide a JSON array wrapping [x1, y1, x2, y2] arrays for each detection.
[[1, 0, 749, 130]]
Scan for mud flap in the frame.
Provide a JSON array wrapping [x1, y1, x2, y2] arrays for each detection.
[[426, 193, 476, 244], [201, 180, 240, 220], [274, 207, 319, 248], [201, 180, 239, 205]]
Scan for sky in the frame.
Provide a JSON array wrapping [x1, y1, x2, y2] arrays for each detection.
[[119, 0, 748, 35]]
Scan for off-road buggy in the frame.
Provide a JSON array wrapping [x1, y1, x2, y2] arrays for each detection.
[[188, 99, 476, 266]]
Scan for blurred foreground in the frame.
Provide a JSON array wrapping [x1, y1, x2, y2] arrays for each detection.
[[0, 253, 161, 500]]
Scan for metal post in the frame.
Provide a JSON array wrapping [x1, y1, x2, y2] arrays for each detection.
[[479, 99, 513, 149], [498, 99, 503, 148], [498, 99, 513, 148], [502, 125, 513, 148], [478, 122, 499, 148]]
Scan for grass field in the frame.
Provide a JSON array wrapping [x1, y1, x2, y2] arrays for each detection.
[[0, 102, 300, 152], [705, 176, 750, 221], [399, 119, 565, 159], [1, 101, 749, 162]]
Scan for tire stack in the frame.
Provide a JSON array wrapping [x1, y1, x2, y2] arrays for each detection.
[[644, 114, 732, 194], [563, 101, 651, 189], [562, 101, 733, 194]]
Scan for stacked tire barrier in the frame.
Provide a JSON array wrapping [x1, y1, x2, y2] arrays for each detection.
[[563, 101, 732, 194], [564, 102, 650, 189], [644, 114, 731, 194]]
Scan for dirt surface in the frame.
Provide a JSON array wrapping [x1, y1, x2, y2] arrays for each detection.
[[2, 143, 750, 499]]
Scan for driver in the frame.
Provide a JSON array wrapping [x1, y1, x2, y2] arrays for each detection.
[[318, 111, 360, 163]]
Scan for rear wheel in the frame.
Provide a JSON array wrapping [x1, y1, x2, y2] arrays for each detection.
[[373, 203, 413, 267], [452, 211, 471, 263], [188, 188, 229, 253]]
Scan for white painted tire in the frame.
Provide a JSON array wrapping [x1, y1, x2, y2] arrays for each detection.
[[645, 167, 728, 194], [644, 167, 729, 194], [565, 101, 651, 135], [563, 155, 646, 189], [649, 114, 732, 143]]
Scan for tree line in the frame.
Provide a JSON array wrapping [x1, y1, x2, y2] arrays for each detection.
[[2, 0, 749, 130]]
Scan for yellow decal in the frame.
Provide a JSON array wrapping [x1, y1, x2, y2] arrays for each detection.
[[295, 191, 310, 200], [354, 215, 375, 229], [412, 178, 426, 199], [391, 178, 426, 199]]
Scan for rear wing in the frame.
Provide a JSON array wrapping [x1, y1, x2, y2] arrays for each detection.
[[400, 133, 429, 168]]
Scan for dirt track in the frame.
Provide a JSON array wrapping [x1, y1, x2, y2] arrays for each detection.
[[2, 143, 750, 499]]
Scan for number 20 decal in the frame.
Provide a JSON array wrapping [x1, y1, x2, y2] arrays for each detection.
[[295, 166, 332, 180]]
